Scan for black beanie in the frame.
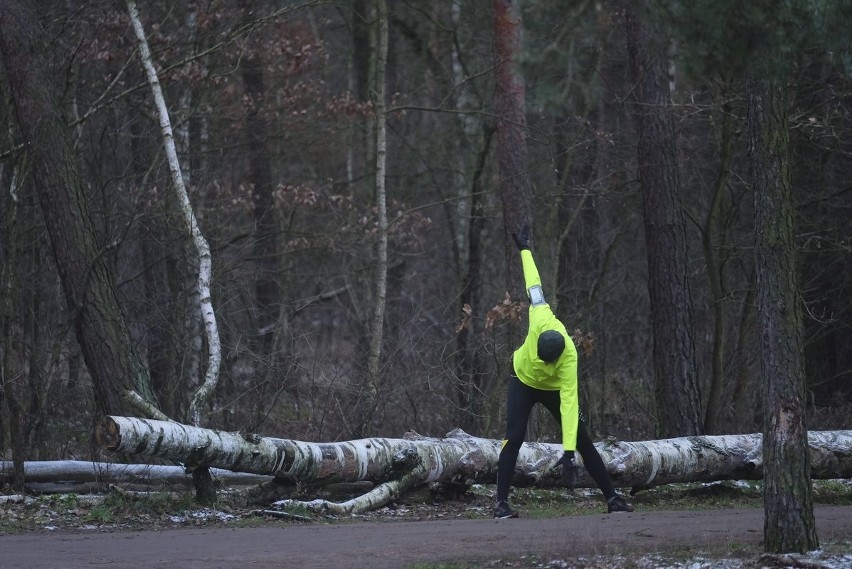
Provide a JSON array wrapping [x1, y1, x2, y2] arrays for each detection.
[[537, 330, 565, 363]]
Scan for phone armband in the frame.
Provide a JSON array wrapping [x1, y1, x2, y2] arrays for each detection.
[[528, 285, 546, 306]]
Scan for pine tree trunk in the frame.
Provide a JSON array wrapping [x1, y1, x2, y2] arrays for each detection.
[[493, 0, 533, 298], [624, 0, 701, 438], [702, 100, 735, 434], [749, 75, 819, 553]]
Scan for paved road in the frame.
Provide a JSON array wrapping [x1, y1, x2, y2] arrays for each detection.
[[3, 506, 851, 569]]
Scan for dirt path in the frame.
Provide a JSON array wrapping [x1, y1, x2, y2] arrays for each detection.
[[3, 506, 851, 569]]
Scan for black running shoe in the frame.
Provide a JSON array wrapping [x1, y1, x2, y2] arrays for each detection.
[[607, 495, 635, 513], [493, 500, 519, 519]]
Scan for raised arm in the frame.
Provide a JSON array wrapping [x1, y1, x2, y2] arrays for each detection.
[[512, 224, 546, 306]]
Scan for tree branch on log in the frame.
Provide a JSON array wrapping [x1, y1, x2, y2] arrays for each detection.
[[275, 449, 429, 515], [252, 509, 313, 522], [95, 416, 852, 513], [124, 389, 172, 422]]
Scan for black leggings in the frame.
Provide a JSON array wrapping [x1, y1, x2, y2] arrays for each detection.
[[496, 374, 616, 502]]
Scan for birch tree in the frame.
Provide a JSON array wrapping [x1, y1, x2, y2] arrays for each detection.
[[1, 460, 270, 494], [362, 0, 389, 436], [126, 1, 221, 428], [126, 0, 223, 501]]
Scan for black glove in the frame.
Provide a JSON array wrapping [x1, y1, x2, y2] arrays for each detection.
[[555, 451, 578, 489], [512, 224, 531, 251]]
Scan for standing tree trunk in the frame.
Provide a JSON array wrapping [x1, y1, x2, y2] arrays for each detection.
[[450, 1, 491, 435], [126, 0, 222, 503], [1, 164, 25, 489], [0, 0, 156, 418], [239, 0, 281, 356], [238, 0, 291, 432], [493, 0, 533, 297], [701, 97, 735, 434], [362, 0, 390, 437], [127, 1, 221, 429], [624, 1, 701, 437], [748, 76, 819, 553], [454, 137, 492, 434]]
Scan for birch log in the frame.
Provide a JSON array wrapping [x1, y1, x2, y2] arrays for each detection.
[[0, 460, 268, 484], [97, 416, 852, 491], [0, 460, 271, 494]]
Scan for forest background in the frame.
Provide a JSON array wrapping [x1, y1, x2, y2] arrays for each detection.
[[1, 0, 850, 472]]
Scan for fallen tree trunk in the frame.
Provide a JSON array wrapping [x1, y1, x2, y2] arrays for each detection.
[[97, 416, 852, 489], [0, 460, 272, 494]]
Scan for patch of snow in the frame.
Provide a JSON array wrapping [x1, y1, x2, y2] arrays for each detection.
[[573, 551, 852, 569], [0, 495, 36, 505]]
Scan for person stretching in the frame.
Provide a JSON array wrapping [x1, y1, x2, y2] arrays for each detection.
[[494, 224, 634, 518]]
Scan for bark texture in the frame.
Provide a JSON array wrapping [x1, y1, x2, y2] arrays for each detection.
[[96, 416, 852, 512], [493, 0, 533, 297], [0, 460, 270, 494], [749, 76, 819, 553], [363, 0, 390, 437], [624, 0, 702, 437], [0, 0, 155, 416], [238, 0, 281, 356]]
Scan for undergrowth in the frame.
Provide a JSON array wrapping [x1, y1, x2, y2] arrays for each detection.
[[1, 478, 851, 533]]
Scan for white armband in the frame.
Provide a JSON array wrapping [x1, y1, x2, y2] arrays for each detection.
[[528, 285, 546, 306]]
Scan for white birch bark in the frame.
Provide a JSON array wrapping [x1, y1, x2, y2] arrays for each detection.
[[450, 1, 479, 269], [365, 0, 389, 429], [275, 467, 427, 515], [0, 460, 271, 490], [126, 2, 221, 426], [97, 416, 852, 496]]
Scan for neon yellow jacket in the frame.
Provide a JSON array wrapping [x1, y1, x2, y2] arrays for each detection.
[[512, 249, 579, 451]]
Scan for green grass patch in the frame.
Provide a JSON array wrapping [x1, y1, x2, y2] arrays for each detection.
[[0, 516, 26, 534], [812, 479, 852, 504], [486, 478, 852, 519], [82, 502, 117, 524]]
